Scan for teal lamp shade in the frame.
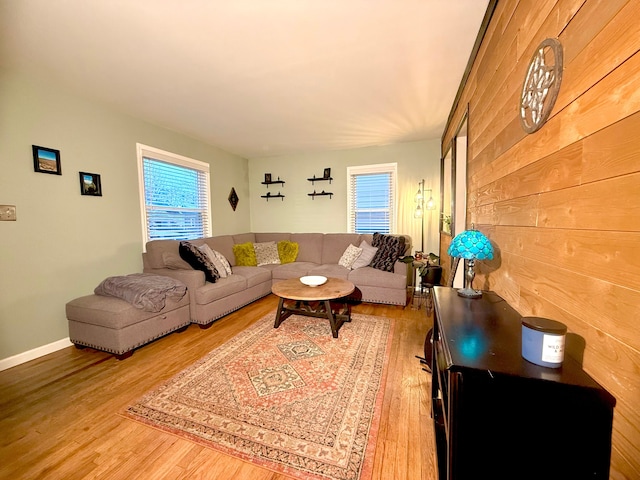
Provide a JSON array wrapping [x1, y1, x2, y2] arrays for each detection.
[[448, 229, 494, 298]]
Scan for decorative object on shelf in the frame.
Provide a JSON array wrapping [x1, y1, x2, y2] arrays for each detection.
[[308, 190, 333, 199], [228, 187, 239, 211], [299, 275, 327, 287], [261, 191, 284, 201], [414, 179, 436, 252], [447, 226, 494, 298], [32, 145, 61, 175], [262, 174, 285, 187], [520, 37, 563, 134], [307, 167, 333, 185], [79, 172, 102, 196]]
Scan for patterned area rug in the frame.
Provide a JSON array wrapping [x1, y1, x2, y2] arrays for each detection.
[[125, 312, 394, 480]]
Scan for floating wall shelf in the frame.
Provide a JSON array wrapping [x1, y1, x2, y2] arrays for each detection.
[[308, 190, 333, 199], [261, 180, 285, 187], [307, 175, 332, 185], [261, 192, 285, 201]]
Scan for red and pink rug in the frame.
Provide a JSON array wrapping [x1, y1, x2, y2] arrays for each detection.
[[125, 312, 394, 480]]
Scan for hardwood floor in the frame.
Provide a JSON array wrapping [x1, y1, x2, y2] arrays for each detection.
[[0, 294, 437, 480]]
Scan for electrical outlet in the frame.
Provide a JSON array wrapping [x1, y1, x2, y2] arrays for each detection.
[[0, 205, 16, 221]]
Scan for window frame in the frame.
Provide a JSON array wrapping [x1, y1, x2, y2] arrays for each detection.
[[136, 143, 212, 248], [346, 162, 398, 234]]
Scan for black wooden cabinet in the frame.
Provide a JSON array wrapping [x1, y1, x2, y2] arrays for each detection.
[[431, 287, 615, 480]]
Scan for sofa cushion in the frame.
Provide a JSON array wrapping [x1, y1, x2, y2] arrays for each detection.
[[308, 264, 350, 280], [193, 275, 246, 305], [321, 233, 361, 264], [162, 252, 192, 270], [233, 242, 258, 266], [145, 239, 181, 269], [233, 233, 256, 245], [254, 241, 281, 266], [179, 241, 220, 283], [231, 266, 272, 288], [255, 232, 291, 243], [204, 235, 235, 267], [338, 244, 362, 269], [291, 233, 324, 263], [370, 233, 406, 272], [277, 240, 299, 264], [351, 240, 378, 269], [271, 262, 318, 280]]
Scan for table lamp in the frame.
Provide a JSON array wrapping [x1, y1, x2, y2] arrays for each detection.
[[447, 227, 494, 298]]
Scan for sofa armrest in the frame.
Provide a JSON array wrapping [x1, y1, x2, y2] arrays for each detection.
[[143, 267, 205, 294], [393, 260, 411, 287]]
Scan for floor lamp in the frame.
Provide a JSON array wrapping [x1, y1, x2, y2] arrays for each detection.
[[414, 179, 435, 254]]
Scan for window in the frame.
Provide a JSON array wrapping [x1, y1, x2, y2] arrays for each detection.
[[347, 163, 397, 234], [137, 144, 212, 245]]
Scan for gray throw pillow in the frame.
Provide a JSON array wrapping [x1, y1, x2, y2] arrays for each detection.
[[351, 240, 378, 269]]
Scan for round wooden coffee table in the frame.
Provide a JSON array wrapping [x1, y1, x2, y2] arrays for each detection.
[[271, 277, 355, 338]]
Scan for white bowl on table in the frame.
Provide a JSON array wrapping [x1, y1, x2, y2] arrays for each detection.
[[300, 275, 327, 287]]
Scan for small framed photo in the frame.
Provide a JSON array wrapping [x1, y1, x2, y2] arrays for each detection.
[[79, 172, 102, 196], [323, 167, 331, 179], [264, 173, 272, 183], [32, 145, 62, 175]]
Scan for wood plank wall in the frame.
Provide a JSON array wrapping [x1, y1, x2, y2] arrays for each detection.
[[440, 1, 640, 478]]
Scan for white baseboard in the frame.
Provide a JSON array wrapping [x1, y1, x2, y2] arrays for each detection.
[[0, 337, 74, 372]]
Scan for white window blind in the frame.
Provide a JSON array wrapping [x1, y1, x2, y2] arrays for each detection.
[[347, 163, 397, 234], [137, 144, 211, 244]]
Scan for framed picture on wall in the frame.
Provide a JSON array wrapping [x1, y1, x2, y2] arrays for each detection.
[[79, 172, 102, 196], [32, 145, 62, 175]]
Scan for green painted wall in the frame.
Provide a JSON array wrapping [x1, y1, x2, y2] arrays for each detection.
[[248, 140, 442, 255], [0, 69, 250, 361]]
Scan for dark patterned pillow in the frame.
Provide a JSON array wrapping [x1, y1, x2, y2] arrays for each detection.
[[179, 241, 220, 283], [370, 233, 406, 272]]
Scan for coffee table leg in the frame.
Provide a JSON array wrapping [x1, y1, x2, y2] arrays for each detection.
[[274, 296, 285, 329], [324, 300, 340, 338]]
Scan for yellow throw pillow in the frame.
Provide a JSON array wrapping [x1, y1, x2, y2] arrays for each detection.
[[233, 242, 257, 266], [277, 241, 299, 264]]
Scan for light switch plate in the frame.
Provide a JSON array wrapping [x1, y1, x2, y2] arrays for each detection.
[[0, 205, 17, 221]]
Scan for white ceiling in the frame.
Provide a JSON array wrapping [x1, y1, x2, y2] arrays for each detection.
[[0, 0, 489, 159]]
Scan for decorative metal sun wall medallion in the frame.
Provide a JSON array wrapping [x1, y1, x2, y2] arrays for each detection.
[[520, 38, 563, 134]]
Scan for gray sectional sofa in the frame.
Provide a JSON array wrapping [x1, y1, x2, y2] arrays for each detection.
[[142, 232, 411, 326]]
